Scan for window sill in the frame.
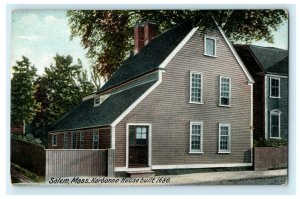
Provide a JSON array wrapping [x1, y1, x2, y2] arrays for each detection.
[[218, 151, 231, 154], [219, 104, 231, 108], [189, 151, 204, 154], [204, 53, 217, 58], [270, 96, 281, 99], [189, 101, 204, 105], [52, 145, 57, 147], [270, 137, 281, 140]]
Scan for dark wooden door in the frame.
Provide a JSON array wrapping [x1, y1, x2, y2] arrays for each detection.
[[129, 125, 149, 167]]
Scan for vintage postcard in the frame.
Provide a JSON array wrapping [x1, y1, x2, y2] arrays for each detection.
[[10, 9, 288, 186]]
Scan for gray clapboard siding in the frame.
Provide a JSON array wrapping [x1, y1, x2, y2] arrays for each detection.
[[115, 28, 252, 167]]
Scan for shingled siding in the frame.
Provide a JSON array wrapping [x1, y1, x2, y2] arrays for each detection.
[[48, 128, 110, 149], [115, 29, 252, 167]]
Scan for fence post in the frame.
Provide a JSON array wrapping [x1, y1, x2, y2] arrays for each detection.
[[107, 149, 115, 177]]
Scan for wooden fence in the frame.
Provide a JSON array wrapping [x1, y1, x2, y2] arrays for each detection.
[[254, 147, 288, 171], [46, 149, 115, 180], [11, 138, 46, 176]]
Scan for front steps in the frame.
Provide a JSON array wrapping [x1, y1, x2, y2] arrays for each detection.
[[127, 170, 155, 178]]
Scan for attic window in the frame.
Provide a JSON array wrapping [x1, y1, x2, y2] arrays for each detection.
[[94, 94, 110, 107], [94, 96, 101, 106], [204, 36, 217, 57]]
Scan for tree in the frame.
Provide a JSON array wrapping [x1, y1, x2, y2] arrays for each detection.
[[67, 10, 287, 80], [11, 56, 39, 126], [30, 54, 95, 144]]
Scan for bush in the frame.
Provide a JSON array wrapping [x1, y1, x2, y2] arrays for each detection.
[[12, 133, 42, 145], [254, 138, 288, 147]]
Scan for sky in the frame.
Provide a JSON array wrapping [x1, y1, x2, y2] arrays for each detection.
[[11, 10, 288, 75], [11, 10, 90, 75]]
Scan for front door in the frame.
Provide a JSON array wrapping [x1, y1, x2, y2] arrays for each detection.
[[129, 125, 149, 167]]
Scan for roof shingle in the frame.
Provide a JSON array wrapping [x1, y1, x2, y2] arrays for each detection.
[[98, 20, 194, 93], [50, 81, 155, 132], [248, 45, 288, 70]]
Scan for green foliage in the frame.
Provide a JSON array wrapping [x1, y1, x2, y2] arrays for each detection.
[[29, 54, 95, 143], [67, 10, 287, 79], [11, 56, 39, 125], [12, 133, 42, 145], [254, 138, 288, 147]]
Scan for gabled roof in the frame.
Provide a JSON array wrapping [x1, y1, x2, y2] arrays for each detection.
[[248, 45, 288, 71], [49, 81, 155, 132], [266, 56, 288, 75], [98, 20, 195, 93]]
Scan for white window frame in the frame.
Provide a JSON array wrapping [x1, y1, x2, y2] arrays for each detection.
[[126, 123, 152, 169], [219, 76, 231, 107], [51, 134, 57, 146], [204, 36, 217, 57], [270, 77, 281, 98], [218, 123, 231, 153], [189, 121, 204, 153], [270, 110, 281, 139], [189, 71, 203, 104], [92, 130, 99, 149], [94, 95, 101, 107], [80, 132, 84, 149]]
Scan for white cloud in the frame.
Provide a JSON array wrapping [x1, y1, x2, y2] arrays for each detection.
[[16, 35, 43, 41], [43, 15, 65, 25]]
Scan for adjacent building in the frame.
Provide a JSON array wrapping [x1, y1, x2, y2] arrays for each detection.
[[235, 45, 288, 141]]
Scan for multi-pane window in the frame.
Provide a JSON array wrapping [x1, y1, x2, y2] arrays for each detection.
[[190, 71, 203, 103], [51, 134, 57, 146], [189, 122, 203, 153], [92, 130, 99, 149], [80, 132, 84, 149], [136, 127, 147, 145], [270, 77, 280, 98], [204, 37, 216, 56], [270, 110, 281, 138], [219, 123, 230, 153], [71, 132, 77, 149], [63, 132, 68, 149], [129, 126, 148, 146], [220, 76, 231, 106]]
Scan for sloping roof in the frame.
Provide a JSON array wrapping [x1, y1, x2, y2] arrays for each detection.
[[49, 81, 155, 132], [248, 45, 288, 70], [266, 56, 288, 75], [98, 20, 194, 93]]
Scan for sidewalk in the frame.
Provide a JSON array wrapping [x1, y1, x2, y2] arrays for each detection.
[[167, 169, 287, 185]]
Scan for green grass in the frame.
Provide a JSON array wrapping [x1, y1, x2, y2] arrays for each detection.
[[11, 163, 45, 183]]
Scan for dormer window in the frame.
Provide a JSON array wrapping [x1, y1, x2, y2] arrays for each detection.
[[94, 94, 110, 107], [94, 95, 101, 106], [204, 36, 217, 57]]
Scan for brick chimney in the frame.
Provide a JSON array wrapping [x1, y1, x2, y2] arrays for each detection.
[[134, 21, 159, 55]]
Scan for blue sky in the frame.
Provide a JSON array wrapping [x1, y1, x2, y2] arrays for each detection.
[[11, 10, 288, 75], [11, 10, 89, 75]]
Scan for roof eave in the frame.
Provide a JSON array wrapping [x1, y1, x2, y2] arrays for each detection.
[[217, 25, 255, 84], [49, 124, 111, 134]]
